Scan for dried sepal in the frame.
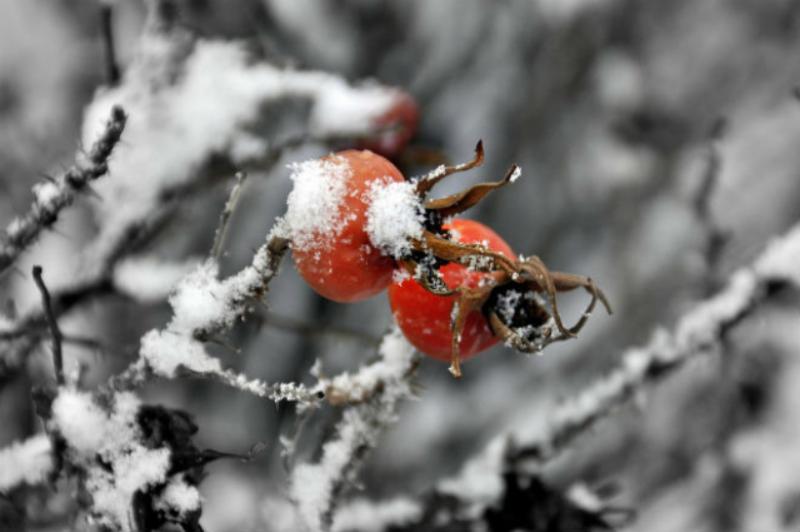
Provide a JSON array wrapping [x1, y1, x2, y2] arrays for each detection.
[[411, 231, 518, 275], [423, 164, 519, 218], [398, 257, 453, 295], [447, 284, 496, 378], [414, 140, 485, 195]]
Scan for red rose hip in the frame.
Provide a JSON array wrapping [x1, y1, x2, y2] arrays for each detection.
[[388, 218, 515, 361]]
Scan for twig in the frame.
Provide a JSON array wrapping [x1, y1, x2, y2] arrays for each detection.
[[290, 329, 419, 531], [259, 310, 381, 347], [0, 106, 127, 275], [211, 172, 247, 259], [106, 236, 292, 393], [693, 118, 729, 293], [409, 223, 800, 525], [505, 222, 800, 465], [31, 266, 64, 386], [99, 4, 120, 85]]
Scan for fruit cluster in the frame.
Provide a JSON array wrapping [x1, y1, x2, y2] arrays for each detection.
[[284, 97, 610, 378]]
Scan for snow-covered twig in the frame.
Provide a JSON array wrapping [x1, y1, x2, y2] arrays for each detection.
[[106, 236, 316, 402], [291, 329, 419, 531], [0, 106, 126, 275], [422, 222, 800, 516], [317, 339, 420, 406], [508, 222, 800, 464]]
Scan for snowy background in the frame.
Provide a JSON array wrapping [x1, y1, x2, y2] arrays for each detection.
[[2, 1, 800, 531]]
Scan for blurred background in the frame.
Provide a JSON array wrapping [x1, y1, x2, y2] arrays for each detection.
[[2, 0, 800, 530]]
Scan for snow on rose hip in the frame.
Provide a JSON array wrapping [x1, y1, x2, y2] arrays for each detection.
[[283, 150, 409, 302], [277, 143, 611, 376], [278, 143, 511, 302]]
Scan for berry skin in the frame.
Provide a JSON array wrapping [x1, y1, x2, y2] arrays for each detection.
[[388, 219, 515, 361], [292, 150, 406, 303], [358, 91, 419, 159]]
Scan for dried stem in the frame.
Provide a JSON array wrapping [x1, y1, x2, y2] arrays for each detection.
[[99, 4, 121, 85], [211, 172, 248, 260], [31, 266, 64, 386]]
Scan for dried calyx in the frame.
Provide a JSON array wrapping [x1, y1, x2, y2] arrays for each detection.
[[396, 142, 612, 377]]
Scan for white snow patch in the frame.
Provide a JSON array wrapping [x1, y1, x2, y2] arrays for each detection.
[[0, 434, 53, 491], [311, 81, 397, 136], [51, 389, 171, 532], [156, 476, 202, 517], [32, 181, 62, 209], [754, 223, 800, 287], [276, 156, 351, 251], [365, 179, 424, 258], [52, 388, 110, 453], [332, 497, 421, 532], [113, 255, 202, 304], [438, 436, 507, 508]]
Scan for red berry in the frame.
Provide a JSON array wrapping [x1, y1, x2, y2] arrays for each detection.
[[388, 219, 515, 361], [358, 91, 419, 159], [290, 150, 407, 303]]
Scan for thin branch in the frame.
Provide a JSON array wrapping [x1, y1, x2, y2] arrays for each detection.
[[412, 222, 800, 524], [290, 329, 419, 531], [258, 310, 381, 347], [211, 172, 247, 260], [31, 266, 64, 386], [99, 4, 120, 85], [106, 236, 292, 394], [0, 106, 127, 275], [693, 117, 729, 293]]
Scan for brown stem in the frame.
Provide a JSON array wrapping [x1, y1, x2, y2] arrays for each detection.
[[31, 266, 64, 386]]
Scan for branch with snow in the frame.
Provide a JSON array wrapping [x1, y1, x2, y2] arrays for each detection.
[[508, 222, 800, 465], [83, 32, 411, 266], [1, 6, 410, 381], [109, 235, 320, 404], [0, 106, 126, 275], [291, 329, 419, 532], [391, 221, 800, 527]]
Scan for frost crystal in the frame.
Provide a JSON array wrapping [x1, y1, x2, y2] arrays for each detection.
[[365, 179, 424, 258]]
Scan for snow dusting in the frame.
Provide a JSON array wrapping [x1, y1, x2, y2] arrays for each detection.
[[276, 156, 351, 251], [365, 178, 424, 258]]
